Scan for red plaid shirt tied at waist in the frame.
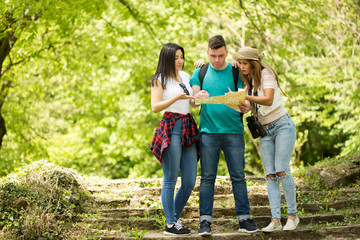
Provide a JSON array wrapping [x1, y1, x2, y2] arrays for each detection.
[[150, 112, 200, 164]]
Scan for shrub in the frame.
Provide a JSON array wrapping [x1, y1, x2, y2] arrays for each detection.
[[0, 160, 93, 239]]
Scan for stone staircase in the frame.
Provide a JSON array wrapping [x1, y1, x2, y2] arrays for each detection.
[[79, 176, 360, 240]]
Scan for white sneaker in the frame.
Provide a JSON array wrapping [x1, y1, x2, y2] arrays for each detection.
[[283, 216, 300, 231], [262, 221, 282, 232]]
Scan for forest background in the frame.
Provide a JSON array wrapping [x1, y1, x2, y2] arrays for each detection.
[[0, 0, 359, 179]]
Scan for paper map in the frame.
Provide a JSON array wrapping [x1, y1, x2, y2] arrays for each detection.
[[195, 90, 246, 112]]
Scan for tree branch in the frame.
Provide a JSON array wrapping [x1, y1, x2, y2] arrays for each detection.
[[117, 0, 160, 44], [238, 0, 268, 44], [238, 0, 293, 86], [2, 44, 53, 76], [101, 16, 132, 48]]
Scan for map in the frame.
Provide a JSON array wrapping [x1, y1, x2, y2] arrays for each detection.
[[195, 90, 246, 112]]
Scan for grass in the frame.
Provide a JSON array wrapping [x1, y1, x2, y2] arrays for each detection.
[[296, 186, 360, 204], [138, 179, 161, 188], [294, 153, 360, 180], [247, 180, 262, 187], [306, 221, 347, 229]]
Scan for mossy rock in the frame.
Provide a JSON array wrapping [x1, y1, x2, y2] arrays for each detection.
[[304, 154, 360, 189]]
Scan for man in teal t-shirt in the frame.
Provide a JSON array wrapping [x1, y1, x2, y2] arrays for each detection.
[[190, 35, 259, 235], [191, 63, 244, 135]]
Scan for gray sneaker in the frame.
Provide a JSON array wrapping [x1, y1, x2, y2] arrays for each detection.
[[164, 222, 191, 235], [283, 216, 300, 231], [262, 221, 282, 232], [176, 220, 191, 232]]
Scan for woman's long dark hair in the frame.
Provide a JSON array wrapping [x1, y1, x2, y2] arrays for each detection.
[[151, 43, 184, 89]]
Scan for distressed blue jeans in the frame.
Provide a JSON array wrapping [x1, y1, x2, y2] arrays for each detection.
[[260, 113, 297, 220], [161, 119, 197, 224], [199, 133, 250, 223]]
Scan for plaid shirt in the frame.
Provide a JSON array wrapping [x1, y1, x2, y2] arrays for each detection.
[[150, 112, 200, 164]]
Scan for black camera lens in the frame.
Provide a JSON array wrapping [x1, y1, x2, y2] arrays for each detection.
[[246, 116, 260, 139], [246, 116, 256, 123], [253, 121, 268, 138], [246, 116, 267, 139]]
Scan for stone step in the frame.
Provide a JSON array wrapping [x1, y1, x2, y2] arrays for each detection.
[[81, 171, 360, 240], [85, 176, 267, 192], [139, 225, 360, 240], [97, 206, 268, 219], [90, 184, 359, 204], [96, 199, 360, 219], [298, 199, 360, 213], [91, 225, 360, 240], [91, 185, 268, 201], [94, 191, 273, 209], [83, 214, 346, 231], [94, 191, 360, 211], [134, 184, 269, 197], [297, 189, 359, 196]]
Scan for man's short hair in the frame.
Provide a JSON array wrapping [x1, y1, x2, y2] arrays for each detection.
[[208, 35, 226, 50]]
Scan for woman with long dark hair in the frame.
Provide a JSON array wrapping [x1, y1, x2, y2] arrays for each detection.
[[150, 43, 200, 235]]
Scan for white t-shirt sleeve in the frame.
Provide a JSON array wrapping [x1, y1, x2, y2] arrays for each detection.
[[262, 69, 276, 89]]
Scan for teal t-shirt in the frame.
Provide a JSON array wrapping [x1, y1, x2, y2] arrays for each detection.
[[190, 63, 244, 135]]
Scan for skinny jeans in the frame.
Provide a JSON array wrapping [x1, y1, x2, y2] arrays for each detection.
[[161, 119, 197, 224]]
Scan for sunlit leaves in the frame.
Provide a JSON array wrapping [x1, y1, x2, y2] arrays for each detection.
[[0, 0, 359, 178]]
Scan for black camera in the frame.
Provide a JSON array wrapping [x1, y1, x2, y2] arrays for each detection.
[[246, 116, 268, 139]]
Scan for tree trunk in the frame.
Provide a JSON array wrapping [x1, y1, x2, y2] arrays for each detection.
[[0, 111, 5, 147], [0, 35, 14, 148]]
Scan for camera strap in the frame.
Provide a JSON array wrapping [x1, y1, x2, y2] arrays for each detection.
[[248, 80, 259, 120]]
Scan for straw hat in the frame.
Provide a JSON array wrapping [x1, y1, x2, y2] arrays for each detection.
[[233, 47, 263, 61], [233, 47, 277, 80]]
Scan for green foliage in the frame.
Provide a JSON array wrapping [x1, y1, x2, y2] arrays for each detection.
[[0, 0, 359, 179], [303, 171, 330, 191], [126, 227, 147, 239], [0, 182, 37, 228], [295, 153, 360, 193], [307, 221, 346, 229], [237, 0, 360, 166], [0, 160, 92, 239]]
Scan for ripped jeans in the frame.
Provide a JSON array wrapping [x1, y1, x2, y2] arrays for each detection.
[[259, 114, 297, 220]]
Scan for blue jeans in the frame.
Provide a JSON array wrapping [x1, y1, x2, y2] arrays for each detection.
[[259, 113, 297, 220], [161, 119, 197, 224], [199, 133, 250, 223]]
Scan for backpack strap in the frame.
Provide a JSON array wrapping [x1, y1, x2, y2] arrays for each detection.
[[232, 66, 239, 90], [199, 63, 239, 89], [231, 66, 243, 123], [199, 63, 209, 90]]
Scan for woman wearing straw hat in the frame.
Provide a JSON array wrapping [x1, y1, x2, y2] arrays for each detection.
[[233, 47, 299, 232]]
